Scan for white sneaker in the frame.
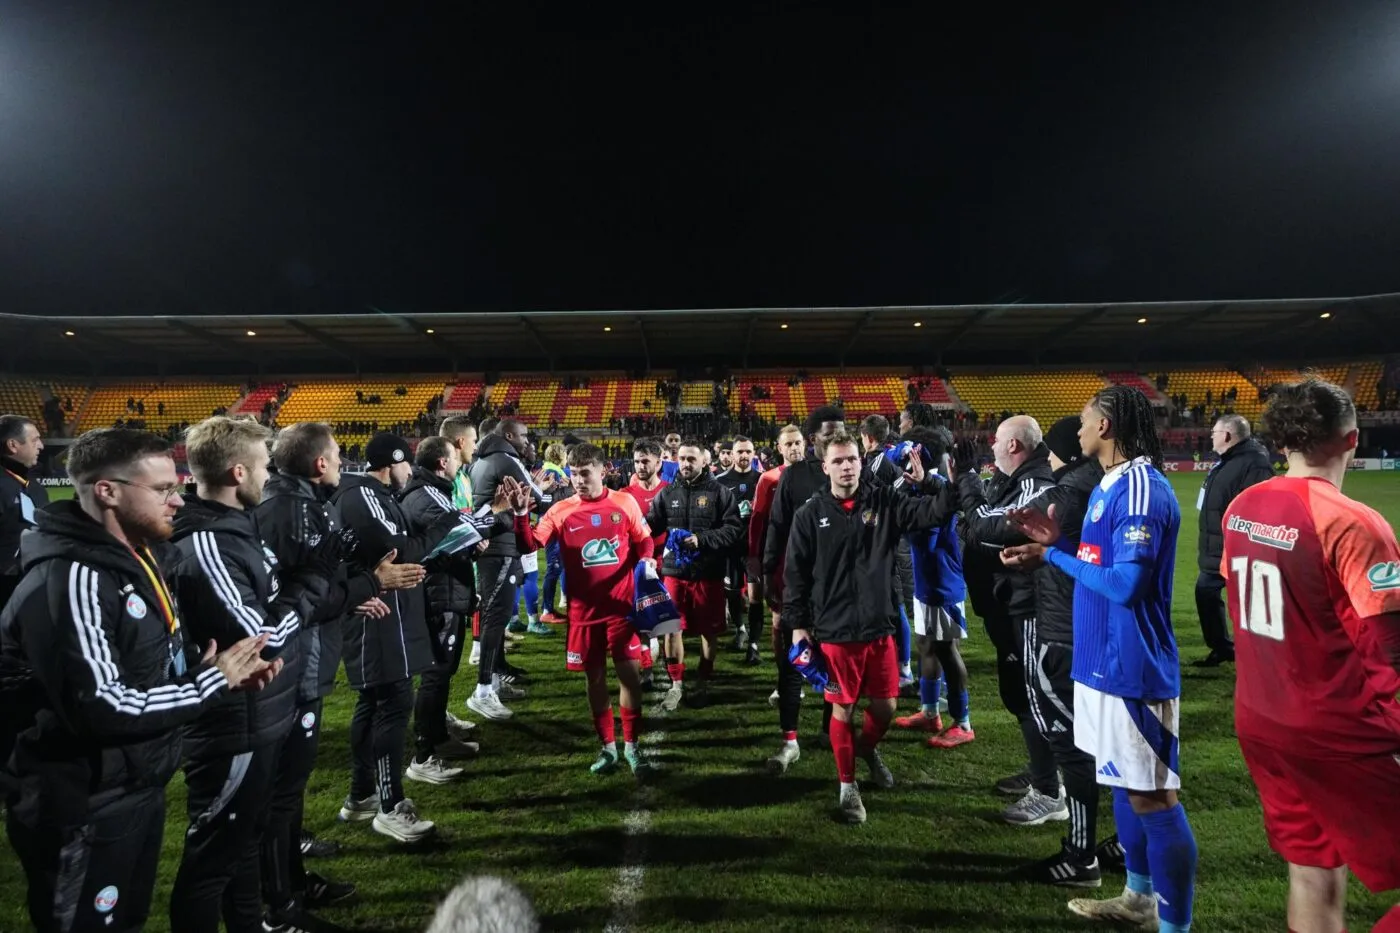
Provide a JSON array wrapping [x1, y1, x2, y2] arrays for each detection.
[[371, 798, 436, 844], [336, 793, 377, 823], [504, 630, 526, 643], [661, 683, 684, 712], [768, 688, 780, 708], [1067, 888, 1159, 931], [445, 712, 477, 740], [468, 642, 481, 666], [767, 741, 800, 775], [838, 783, 866, 824], [467, 692, 513, 721], [406, 755, 466, 785], [1003, 788, 1070, 826]]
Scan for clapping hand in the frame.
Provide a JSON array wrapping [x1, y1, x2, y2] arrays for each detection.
[[1007, 504, 1061, 546], [204, 635, 283, 691]]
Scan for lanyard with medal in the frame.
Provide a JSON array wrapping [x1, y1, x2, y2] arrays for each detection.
[[126, 545, 186, 675]]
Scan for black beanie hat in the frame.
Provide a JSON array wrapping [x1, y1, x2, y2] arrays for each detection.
[[366, 433, 413, 470], [1045, 416, 1083, 467]]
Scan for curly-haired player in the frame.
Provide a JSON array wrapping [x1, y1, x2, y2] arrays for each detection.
[[1223, 378, 1400, 933]]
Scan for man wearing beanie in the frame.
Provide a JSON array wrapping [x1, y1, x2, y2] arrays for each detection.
[[1001, 415, 1120, 886], [333, 433, 463, 844]]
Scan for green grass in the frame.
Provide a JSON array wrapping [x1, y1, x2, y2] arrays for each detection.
[[7, 475, 1400, 931]]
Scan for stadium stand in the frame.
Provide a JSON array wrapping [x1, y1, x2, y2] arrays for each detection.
[[274, 379, 447, 446], [1103, 371, 1165, 400], [78, 381, 243, 433], [233, 382, 287, 416], [442, 380, 486, 412], [1155, 367, 1265, 420], [950, 371, 1107, 426], [679, 381, 714, 409], [1352, 360, 1384, 409]]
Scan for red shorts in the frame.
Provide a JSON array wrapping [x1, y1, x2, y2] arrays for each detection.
[[565, 619, 642, 672], [664, 577, 727, 636], [1239, 736, 1400, 892], [819, 636, 898, 706], [639, 639, 654, 670]]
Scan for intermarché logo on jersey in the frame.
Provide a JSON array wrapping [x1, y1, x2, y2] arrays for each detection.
[[1368, 561, 1400, 592], [581, 537, 621, 568]]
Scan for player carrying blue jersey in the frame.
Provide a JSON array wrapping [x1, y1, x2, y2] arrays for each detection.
[[1008, 386, 1197, 933]]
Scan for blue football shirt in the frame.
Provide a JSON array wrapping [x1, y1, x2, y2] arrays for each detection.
[[1067, 457, 1181, 700]]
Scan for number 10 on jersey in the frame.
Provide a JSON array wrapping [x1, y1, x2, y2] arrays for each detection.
[[1229, 557, 1285, 641]]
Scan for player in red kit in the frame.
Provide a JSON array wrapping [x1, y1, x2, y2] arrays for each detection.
[[503, 444, 656, 777], [625, 439, 668, 679], [1222, 378, 1400, 933]]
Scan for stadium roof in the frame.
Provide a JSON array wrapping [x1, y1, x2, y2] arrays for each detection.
[[3, 293, 1396, 376]]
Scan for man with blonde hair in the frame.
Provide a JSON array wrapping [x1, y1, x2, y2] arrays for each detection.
[[168, 415, 318, 932]]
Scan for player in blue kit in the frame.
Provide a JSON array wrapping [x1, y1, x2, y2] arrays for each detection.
[[1006, 386, 1197, 932]]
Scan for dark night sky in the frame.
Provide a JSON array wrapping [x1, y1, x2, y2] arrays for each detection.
[[3, 2, 1400, 317]]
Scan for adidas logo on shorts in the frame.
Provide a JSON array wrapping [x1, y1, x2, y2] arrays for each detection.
[[1098, 761, 1123, 779]]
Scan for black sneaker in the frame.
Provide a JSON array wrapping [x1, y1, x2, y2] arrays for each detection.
[[1017, 846, 1103, 888], [299, 833, 339, 859], [994, 769, 1033, 796], [1192, 648, 1235, 668], [1095, 834, 1126, 873], [304, 872, 356, 909], [503, 663, 531, 683]]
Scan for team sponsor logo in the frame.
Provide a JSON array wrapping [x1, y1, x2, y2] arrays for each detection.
[[581, 537, 622, 567], [1076, 543, 1103, 565], [1090, 500, 1105, 523], [738, 500, 752, 519], [1161, 461, 1178, 472], [591, 514, 602, 527], [1122, 524, 1152, 545], [1367, 561, 1400, 592], [670, 500, 680, 508], [94, 886, 119, 913], [861, 508, 879, 527], [822, 679, 843, 696], [125, 594, 148, 619], [566, 651, 584, 665], [1226, 515, 1299, 551], [300, 711, 317, 730], [696, 495, 709, 508]]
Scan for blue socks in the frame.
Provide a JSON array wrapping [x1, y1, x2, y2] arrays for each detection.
[[949, 689, 970, 727], [1113, 788, 1196, 931], [1141, 804, 1197, 930], [919, 674, 943, 712], [895, 606, 912, 668]]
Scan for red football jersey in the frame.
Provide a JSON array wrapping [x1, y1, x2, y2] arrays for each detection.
[[625, 478, 668, 552], [516, 490, 654, 627], [1222, 476, 1400, 758]]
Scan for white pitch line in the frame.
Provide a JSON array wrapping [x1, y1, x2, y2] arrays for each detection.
[[603, 730, 665, 933]]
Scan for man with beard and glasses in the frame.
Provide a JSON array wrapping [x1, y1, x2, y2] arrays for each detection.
[[334, 433, 463, 844], [167, 416, 325, 933], [1, 428, 278, 933]]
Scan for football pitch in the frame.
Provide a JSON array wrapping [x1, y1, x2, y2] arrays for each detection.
[[5, 473, 1398, 932]]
